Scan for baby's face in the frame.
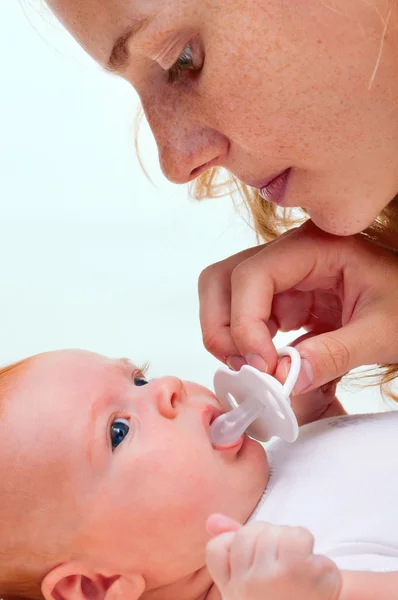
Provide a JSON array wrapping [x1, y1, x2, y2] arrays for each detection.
[[2, 350, 266, 592]]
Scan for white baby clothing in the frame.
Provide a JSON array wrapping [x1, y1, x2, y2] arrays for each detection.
[[248, 411, 398, 572]]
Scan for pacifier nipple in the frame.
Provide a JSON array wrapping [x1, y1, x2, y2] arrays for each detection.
[[209, 396, 264, 447], [209, 347, 301, 445]]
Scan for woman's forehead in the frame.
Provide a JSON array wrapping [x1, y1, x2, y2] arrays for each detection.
[[46, 0, 181, 64], [47, 0, 135, 61]]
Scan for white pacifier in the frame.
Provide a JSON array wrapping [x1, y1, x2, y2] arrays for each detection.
[[209, 347, 301, 445]]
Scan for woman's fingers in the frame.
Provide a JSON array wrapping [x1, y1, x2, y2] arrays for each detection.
[[227, 223, 344, 370], [292, 314, 392, 393], [200, 219, 398, 393], [274, 333, 346, 424], [271, 288, 342, 334], [230, 258, 279, 372], [198, 224, 328, 370], [199, 245, 267, 364]]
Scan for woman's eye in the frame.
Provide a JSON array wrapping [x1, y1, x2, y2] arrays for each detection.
[[168, 44, 197, 84], [110, 418, 130, 451], [134, 376, 148, 386]]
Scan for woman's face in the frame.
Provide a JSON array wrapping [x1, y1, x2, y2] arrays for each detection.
[[48, 0, 398, 235]]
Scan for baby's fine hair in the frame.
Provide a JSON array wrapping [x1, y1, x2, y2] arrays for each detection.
[[0, 357, 47, 600]]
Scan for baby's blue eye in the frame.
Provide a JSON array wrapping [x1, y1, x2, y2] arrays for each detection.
[[134, 376, 148, 386], [110, 418, 130, 451]]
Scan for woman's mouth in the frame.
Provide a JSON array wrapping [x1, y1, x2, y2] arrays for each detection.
[[256, 169, 291, 206]]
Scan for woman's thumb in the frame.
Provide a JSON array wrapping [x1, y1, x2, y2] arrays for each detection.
[[293, 321, 375, 394]]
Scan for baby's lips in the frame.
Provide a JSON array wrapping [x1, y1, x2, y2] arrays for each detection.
[[205, 406, 246, 452], [210, 431, 245, 453], [203, 404, 224, 432]]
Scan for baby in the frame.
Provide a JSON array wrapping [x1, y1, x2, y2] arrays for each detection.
[[1, 349, 398, 600]]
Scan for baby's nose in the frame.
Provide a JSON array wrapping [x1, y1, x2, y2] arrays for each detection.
[[151, 376, 187, 419]]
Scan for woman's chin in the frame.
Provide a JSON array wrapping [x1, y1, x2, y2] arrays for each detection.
[[306, 208, 374, 237]]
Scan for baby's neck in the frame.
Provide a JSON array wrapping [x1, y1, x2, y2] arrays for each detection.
[[150, 566, 218, 600], [142, 566, 214, 600]]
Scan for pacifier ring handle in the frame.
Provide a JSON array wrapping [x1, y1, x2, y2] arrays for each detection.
[[278, 346, 301, 398]]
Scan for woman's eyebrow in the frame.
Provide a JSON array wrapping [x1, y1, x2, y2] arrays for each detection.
[[106, 15, 155, 74]]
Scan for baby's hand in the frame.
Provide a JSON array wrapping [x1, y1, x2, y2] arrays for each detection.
[[206, 514, 341, 600]]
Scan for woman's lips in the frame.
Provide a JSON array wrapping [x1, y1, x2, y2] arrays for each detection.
[[248, 169, 291, 206], [259, 169, 291, 206]]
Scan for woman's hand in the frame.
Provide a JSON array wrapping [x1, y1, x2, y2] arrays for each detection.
[[206, 514, 341, 600], [199, 221, 398, 397], [289, 376, 346, 426]]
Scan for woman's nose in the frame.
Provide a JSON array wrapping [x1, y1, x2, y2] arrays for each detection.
[[158, 129, 228, 184], [140, 82, 231, 184], [150, 376, 188, 419], [143, 99, 229, 184]]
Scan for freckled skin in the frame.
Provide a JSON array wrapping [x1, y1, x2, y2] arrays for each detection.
[[48, 0, 398, 235]]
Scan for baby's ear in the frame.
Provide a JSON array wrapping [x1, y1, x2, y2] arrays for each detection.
[[41, 563, 145, 600]]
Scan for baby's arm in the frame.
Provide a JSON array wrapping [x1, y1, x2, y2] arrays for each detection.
[[339, 570, 398, 599]]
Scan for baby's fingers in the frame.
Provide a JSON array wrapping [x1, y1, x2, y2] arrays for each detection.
[[206, 514, 241, 537], [306, 555, 342, 598], [276, 527, 314, 564], [206, 531, 236, 590], [252, 525, 314, 569]]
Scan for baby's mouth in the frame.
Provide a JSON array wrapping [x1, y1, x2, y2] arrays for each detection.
[[205, 405, 245, 452], [212, 437, 245, 452], [204, 405, 224, 431]]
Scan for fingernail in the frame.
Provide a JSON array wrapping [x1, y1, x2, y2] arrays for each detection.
[[226, 356, 247, 371], [277, 357, 290, 383], [246, 354, 268, 373], [293, 358, 314, 395]]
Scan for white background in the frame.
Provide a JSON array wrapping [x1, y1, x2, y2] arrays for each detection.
[[0, 1, 385, 412]]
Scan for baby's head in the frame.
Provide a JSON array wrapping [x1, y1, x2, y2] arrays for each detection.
[[0, 350, 267, 600]]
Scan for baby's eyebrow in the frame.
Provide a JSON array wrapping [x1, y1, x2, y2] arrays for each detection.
[[119, 357, 136, 371], [118, 358, 150, 379], [106, 15, 155, 74]]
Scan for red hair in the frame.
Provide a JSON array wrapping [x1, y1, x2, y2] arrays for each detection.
[[0, 355, 46, 600], [0, 357, 33, 394]]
